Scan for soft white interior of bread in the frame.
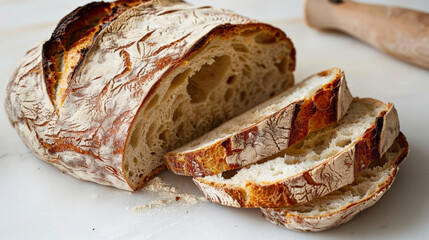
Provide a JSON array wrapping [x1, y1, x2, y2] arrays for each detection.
[[201, 98, 386, 186], [280, 138, 402, 216], [124, 30, 294, 188], [170, 69, 339, 153]]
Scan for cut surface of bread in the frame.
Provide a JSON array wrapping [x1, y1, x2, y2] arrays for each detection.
[[165, 68, 352, 176], [193, 98, 400, 208], [5, 0, 295, 190], [124, 24, 295, 189], [261, 133, 409, 232]]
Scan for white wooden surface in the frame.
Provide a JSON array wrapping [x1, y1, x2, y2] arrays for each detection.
[[1, 0, 429, 239]]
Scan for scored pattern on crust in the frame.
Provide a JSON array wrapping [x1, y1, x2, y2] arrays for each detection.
[[283, 148, 355, 205], [261, 133, 409, 232], [5, 0, 293, 190], [165, 69, 353, 176], [226, 104, 296, 166], [193, 100, 400, 208], [42, 0, 147, 110]]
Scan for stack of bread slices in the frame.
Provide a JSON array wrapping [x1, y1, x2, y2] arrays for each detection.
[[165, 68, 409, 231]]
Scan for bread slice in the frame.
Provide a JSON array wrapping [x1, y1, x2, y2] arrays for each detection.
[[193, 98, 400, 208], [5, 0, 295, 190], [261, 133, 409, 232], [165, 68, 353, 176]]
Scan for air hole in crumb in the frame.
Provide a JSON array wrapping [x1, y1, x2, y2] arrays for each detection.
[[224, 88, 233, 101], [240, 91, 246, 101], [232, 43, 249, 52], [270, 91, 276, 97], [240, 29, 259, 37], [124, 163, 129, 171], [169, 69, 190, 90], [313, 138, 329, 155], [133, 157, 138, 164], [336, 139, 352, 148], [275, 57, 288, 74], [145, 94, 159, 112], [315, 139, 326, 148], [226, 75, 236, 85], [242, 64, 252, 77], [176, 123, 186, 138], [130, 129, 139, 148], [187, 55, 231, 103], [256, 63, 267, 69], [172, 103, 185, 121], [139, 173, 143, 178], [263, 72, 275, 84], [151, 152, 156, 155], [145, 123, 157, 147], [159, 129, 170, 142], [254, 32, 276, 44]]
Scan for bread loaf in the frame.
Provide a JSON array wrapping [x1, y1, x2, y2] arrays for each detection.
[[261, 133, 409, 231], [165, 68, 352, 176], [5, 0, 295, 190], [193, 98, 400, 208]]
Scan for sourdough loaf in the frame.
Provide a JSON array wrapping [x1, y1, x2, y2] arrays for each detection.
[[261, 133, 409, 232], [193, 98, 400, 208], [165, 68, 352, 176], [5, 0, 295, 190]]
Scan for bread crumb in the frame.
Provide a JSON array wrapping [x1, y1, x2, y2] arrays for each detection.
[[133, 199, 173, 211], [132, 177, 206, 212]]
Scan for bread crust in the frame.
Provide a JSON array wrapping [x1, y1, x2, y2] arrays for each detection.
[[42, 0, 147, 109], [165, 68, 353, 176], [5, 0, 295, 190], [261, 133, 409, 232], [193, 98, 400, 207]]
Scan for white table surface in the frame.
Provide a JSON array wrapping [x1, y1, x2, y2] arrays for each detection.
[[1, 0, 429, 239]]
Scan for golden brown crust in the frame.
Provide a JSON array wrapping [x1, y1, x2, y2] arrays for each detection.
[[261, 133, 409, 232], [165, 68, 350, 177], [42, 0, 147, 109], [193, 99, 400, 208]]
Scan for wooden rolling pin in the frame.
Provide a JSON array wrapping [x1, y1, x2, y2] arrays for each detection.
[[305, 0, 429, 69]]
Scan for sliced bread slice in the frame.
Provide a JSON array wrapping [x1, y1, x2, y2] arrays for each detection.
[[261, 133, 409, 232], [193, 98, 400, 208], [165, 68, 353, 176]]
